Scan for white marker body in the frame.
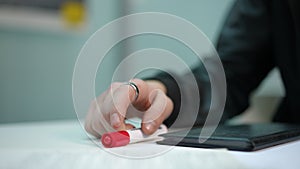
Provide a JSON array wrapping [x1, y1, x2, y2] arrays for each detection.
[[127, 124, 168, 144]]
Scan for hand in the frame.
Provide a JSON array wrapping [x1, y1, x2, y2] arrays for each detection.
[[84, 79, 174, 137]]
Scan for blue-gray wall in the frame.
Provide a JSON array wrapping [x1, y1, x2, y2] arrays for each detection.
[[121, 0, 234, 71], [0, 0, 124, 123], [0, 0, 237, 123]]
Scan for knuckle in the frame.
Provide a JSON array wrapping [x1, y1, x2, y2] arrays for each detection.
[[109, 82, 121, 90], [131, 78, 144, 85]]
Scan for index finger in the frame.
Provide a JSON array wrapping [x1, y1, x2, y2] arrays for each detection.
[[104, 80, 147, 130], [141, 89, 173, 135]]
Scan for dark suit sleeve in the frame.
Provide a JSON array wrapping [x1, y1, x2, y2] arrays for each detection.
[[145, 0, 275, 127], [217, 0, 274, 119]]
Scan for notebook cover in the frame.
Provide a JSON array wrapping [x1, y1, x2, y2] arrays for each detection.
[[157, 123, 300, 151]]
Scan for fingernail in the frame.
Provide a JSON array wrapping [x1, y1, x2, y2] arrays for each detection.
[[145, 121, 156, 132], [111, 113, 121, 128]]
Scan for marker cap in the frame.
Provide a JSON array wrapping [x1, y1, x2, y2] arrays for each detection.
[[101, 131, 130, 148]]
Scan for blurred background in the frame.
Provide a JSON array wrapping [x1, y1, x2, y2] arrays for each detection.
[[0, 0, 284, 124]]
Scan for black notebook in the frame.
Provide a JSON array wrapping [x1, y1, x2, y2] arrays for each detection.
[[157, 123, 300, 151]]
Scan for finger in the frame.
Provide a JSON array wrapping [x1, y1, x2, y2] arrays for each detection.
[[120, 79, 152, 119], [141, 89, 173, 135], [85, 98, 104, 137], [97, 82, 123, 120], [86, 99, 113, 137], [85, 109, 107, 138], [97, 82, 126, 128], [91, 116, 106, 136], [85, 106, 101, 137], [130, 79, 151, 111], [100, 82, 123, 113], [109, 79, 154, 129], [85, 82, 121, 137], [106, 83, 139, 130]]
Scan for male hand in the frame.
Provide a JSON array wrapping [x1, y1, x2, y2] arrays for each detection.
[[84, 79, 173, 137]]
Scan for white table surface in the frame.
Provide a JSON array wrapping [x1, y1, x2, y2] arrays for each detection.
[[0, 120, 299, 169]]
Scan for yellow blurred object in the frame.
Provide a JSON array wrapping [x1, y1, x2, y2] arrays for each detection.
[[61, 1, 86, 26]]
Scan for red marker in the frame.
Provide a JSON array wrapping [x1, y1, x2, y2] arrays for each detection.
[[101, 125, 168, 148]]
